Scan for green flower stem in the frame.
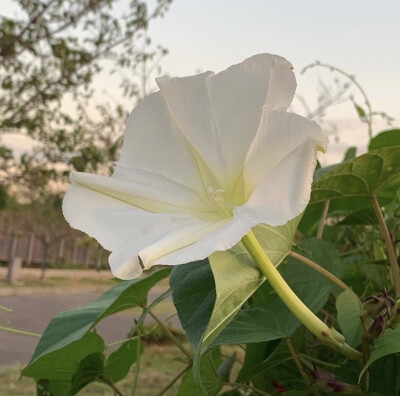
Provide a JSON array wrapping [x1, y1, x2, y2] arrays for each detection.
[[371, 194, 400, 297], [241, 230, 362, 361]]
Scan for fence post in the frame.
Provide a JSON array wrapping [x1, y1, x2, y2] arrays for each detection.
[[40, 232, 50, 280], [7, 257, 22, 283], [72, 239, 78, 264], [9, 233, 18, 261], [84, 247, 91, 269], [57, 238, 65, 265], [26, 233, 35, 266]]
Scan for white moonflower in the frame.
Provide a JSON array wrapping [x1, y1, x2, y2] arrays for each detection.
[[63, 53, 328, 279]]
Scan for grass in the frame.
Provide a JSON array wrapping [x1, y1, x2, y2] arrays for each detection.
[[0, 342, 186, 396]]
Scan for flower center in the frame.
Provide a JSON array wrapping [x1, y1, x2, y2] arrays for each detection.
[[207, 186, 233, 217]]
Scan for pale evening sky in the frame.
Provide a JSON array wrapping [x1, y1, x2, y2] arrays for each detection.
[[2, 0, 399, 164]]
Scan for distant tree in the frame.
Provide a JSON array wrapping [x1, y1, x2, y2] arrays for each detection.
[[0, 0, 171, 136], [0, 0, 171, 198]]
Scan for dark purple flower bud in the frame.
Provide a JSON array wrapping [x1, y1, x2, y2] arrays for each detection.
[[367, 314, 386, 339], [361, 288, 395, 320]]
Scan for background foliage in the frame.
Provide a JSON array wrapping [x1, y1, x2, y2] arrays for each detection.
[[1, 1, 399, 395]]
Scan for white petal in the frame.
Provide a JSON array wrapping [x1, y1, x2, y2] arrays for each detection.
[[119, 91, 204, 193], [154, 212, 257, 266], [244, 108, 328, 197], [206, 54, 297, 191], [138, 218, 229, 266], [62, 180, 228, 279], [156, 72, 227, 190], [240, 140, 320, 227], [265, 58, 296, 110], [70, 171, 214, 217]]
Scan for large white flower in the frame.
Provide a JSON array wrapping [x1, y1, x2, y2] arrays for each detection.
[[63, 53, 328, 279]]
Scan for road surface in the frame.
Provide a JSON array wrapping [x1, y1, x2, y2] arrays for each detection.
[[0, 280, 177, 367]]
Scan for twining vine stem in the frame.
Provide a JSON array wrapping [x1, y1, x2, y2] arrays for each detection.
[[99, 375, 124, 396], [302, 61, 374, 139], [317, 199, 330, 239], [371, 194, 400, 297], [286, 338, 321, 396], [289, 251, 350, 293], [0, 325, 41, 338], [144, 308, 193, 360], [157, 364, 192, 396]]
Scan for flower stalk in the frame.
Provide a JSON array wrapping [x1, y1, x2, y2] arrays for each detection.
[[241, 230, 362, 361]]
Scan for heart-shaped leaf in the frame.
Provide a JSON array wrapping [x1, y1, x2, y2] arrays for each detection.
[[25, 268, 170, 370], [336, 289, 363, 348]]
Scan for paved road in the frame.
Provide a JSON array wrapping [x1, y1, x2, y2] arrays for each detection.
[[0, 290, 178, 368]]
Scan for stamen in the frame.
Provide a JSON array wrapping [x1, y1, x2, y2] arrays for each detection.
[[207, 186, 225, 207], [207, 186, 232, 217]]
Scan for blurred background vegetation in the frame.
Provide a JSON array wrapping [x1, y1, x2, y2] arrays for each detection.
[[0, 0, 172, 274], [0, 0, 397, 275]]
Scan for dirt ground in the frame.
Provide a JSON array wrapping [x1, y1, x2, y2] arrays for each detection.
[[0, 268, 177, 368]]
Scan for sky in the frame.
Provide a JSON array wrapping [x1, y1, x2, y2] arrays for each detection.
[[2, 0, 399, 164]]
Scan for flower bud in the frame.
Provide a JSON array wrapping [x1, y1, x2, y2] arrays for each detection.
[[367, 314, 386, 339], [271, 380, 287, 394], [361, 288, 395, 319]]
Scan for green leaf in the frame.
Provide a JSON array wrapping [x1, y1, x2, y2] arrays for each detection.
[[105, 339, 143, 382], [22, 332, 104, 380], [360, 327, 400, 378], [354, 103, 367, 121], [237, 327, 309, 391], [25, 268, 170, 369], [203, 218, 300, 348], [204, 251, 263, 346], [70, 353, 105, 395], [237, 339, 280, 383], [369, 129, 400, 151], [369, 354, 400, 395], [339, 207, 377, 225], [301, 147, 400, 233], [311, 147, 400, 202], [343, 146, 357, 161], [170, 259, 216, 348], [171, 218, 300, 352], [48, 382, 70, 396], [212, 238, 344, 345], [177, 352, 222, 396], [313, 162, 341, 182], [37, 380, 70, 396], [336, 289, 363, 347]]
